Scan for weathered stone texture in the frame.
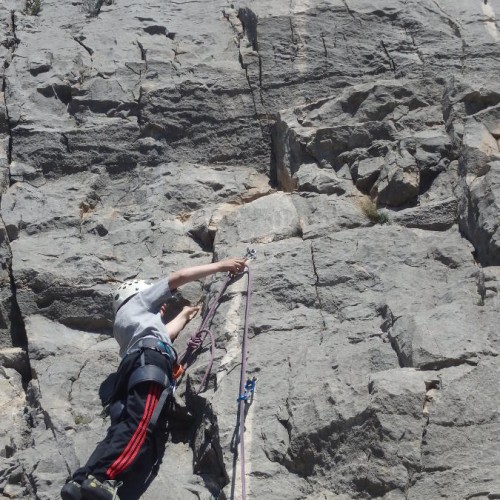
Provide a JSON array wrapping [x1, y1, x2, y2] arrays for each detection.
[[0, 0, 499, 499]]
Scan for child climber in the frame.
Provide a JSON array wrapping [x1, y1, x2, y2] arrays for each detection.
[[61, 257, 247, 500]]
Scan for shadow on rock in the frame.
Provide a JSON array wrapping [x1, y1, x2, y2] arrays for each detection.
[[99, 372, 118, 406]]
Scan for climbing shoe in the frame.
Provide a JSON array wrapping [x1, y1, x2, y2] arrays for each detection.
[[81, 475, 122, 500], [60, 480, 82, 500]]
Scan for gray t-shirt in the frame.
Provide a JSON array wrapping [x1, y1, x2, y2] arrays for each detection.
[[113, 277, 173, 358]]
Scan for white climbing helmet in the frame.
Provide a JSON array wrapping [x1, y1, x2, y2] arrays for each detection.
[[113, 279, 154, 314]]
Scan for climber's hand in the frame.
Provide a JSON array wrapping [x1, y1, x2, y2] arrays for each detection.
[[218, 258, 247, 275]]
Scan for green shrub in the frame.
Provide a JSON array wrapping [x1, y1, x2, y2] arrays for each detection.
[[24, 0, 41, 15], [74, 414, 93, 425], [84, 0, 110, 16], [359, 198, 389, 225]]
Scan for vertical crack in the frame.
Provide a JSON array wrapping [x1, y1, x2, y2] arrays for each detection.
[[2, 81, 12, 166], [0, 214, 31, 382], [137, 40, 148, 69], [68, 359, 89, 403], [376, 304, 409, 367], [341, 0, 362, 25], [310, 243, 327, 343], [237, 7, 260, 113], [403, 378, 440, 499], [413, 378, 441, 496], [137, 84, 143, 130], [8, 259, 28, 351], [430, 0, 466, 75], [404, 26, 425, 75], [476, 267, 486, 306], [1, 11, 28, 368], [72, 35, 94, 58], [430, 0, 463, 38], [320, 33, 328, 58], [288, 0, 304, 63], [240, 54, 259, 117], [26, 376, 75, 481], [172, 42, 187, 71], [460, 39, 467, 75], [4, 10, 19, 165], [289, 17, 298, 61], [134, 41, 147, 132], [380, 40, 397, 74], [258, 51, 264, 105], [385, 313, 408, 368], [223, 7, 268, 139], [61, 133, 72, 154], [72, 35, 94, 86]]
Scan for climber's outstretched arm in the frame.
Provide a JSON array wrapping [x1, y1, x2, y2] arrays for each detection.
[[168, 258, 246, 290]]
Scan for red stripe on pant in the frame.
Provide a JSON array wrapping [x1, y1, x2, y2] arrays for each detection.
[[106, 383, 161, 479]]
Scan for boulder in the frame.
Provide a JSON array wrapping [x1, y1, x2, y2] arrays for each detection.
[[371, 149, 420, 207]]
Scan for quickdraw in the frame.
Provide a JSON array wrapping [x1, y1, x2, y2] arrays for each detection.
[[237, 377, 257, 402]]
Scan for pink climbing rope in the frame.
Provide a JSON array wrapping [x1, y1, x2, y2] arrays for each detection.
[[176, 260, 254, 500], [237, 264, 253, 500]]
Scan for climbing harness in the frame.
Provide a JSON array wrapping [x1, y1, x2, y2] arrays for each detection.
[[109, 337, 176, 432]]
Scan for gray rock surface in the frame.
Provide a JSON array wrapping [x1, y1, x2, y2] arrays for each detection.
[[0, 0, 499, 499]]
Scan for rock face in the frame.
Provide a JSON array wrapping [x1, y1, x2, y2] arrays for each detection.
[[0, 0, 499, 499]]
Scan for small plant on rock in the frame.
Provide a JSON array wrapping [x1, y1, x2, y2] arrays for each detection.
[[74, 414, 93, 426], [24, 0, 41, 16], [84, 0, 112, 16], [359, 197, 389, 225]]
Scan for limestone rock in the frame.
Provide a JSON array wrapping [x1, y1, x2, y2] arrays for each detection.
[[371, 149, 420, 207], [354, 157, 385, 193], [461, 119, 500, 176], [214, 192, 302, 247], [293, 162, 348, 196], [391, 197, 458, 231], [459, 160, 500, 265], [0, 0, 499, 499]]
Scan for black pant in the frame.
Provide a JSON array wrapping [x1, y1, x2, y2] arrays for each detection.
[[73, 349, 171, 483]]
